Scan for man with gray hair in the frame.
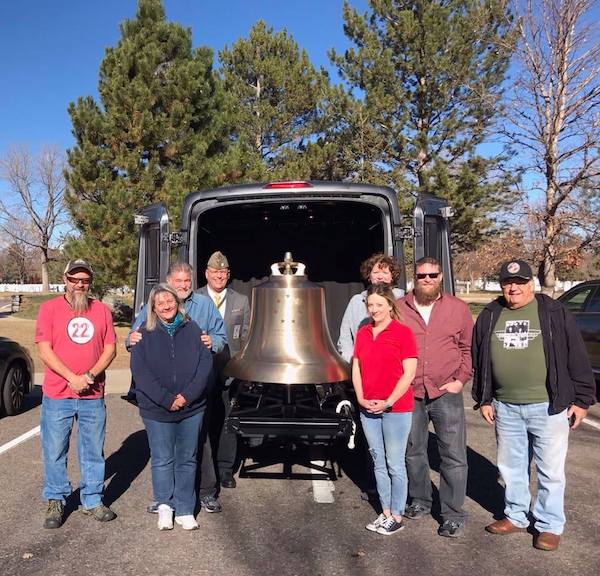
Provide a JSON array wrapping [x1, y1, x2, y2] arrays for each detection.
[[126, 261, 226, 354], [472, 259, 595, 551]]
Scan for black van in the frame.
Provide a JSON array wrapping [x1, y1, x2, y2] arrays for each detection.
[[132, 181, 454, 441]]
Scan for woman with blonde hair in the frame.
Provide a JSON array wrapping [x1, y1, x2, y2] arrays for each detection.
[[352, 283, 418, 535], [130, 283, 212, 531]]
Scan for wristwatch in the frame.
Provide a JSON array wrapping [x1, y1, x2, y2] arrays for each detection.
[[383, 401, 393, 412], [85, 370, 96, 382]]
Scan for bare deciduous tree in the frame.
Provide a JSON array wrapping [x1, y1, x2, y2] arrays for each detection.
[[0, 146, 68, 291], [503, 0, 600, 294]]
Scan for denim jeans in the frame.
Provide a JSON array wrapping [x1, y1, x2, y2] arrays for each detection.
[[41, 396, 107, 509], [143, 411, 204, 516], [493, 400, 569, 534], [405, 391, 468, 522], [360, 410, 412, 516]]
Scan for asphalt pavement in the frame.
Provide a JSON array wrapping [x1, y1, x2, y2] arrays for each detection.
[[0, 385, 599, 576]]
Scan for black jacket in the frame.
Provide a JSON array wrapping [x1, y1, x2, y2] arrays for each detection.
[[130, 318, 213, 422], [472, 294, 596, 412]]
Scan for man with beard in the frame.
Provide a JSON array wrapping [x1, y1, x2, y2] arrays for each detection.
[[397, 257, 473, 538], [36, 259, 117, 529], [126, 261, 227, 513]]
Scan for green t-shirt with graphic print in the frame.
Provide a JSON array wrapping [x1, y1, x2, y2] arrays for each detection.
[[490, 298, 548, 404]]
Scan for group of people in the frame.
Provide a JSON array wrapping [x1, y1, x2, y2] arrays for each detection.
[[35, 251, 595, 550], [342, 254, 595, 550], [36, 253, 250, 532]]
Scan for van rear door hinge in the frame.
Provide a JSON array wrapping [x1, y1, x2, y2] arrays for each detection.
[[395, 227, 414, 240], [168, 232, 185, 246]]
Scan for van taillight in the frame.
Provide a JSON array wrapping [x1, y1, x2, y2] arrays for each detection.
[[263, 181, 313, 189]]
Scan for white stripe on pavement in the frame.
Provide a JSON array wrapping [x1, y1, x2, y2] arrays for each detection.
[[310, 461, 335, 503], [582, 417, 600, 431], [0, 425, 40, 456]]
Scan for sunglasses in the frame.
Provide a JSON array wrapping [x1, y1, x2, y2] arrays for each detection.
[[66, 275, 91, 285], [416, 272, 440, 280]]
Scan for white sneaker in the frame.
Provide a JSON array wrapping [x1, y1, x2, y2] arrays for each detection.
[[175, 515, 198, 531], [157, 504, 173, 530], [366, 513, 387, 532]]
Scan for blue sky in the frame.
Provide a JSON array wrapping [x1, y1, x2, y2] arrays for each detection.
[[0, 0, 367, 155]]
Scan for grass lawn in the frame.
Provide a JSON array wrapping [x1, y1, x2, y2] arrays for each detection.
[[9, 294, 57, 320]]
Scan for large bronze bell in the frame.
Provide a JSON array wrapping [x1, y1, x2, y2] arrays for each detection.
[[224, 253, 350, 384]]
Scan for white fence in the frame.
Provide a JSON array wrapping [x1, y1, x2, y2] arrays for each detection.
[[0, 284, 65, 293], [464, 278, 582, 293]]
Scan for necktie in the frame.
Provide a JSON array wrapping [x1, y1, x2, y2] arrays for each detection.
[[213, 293, 221, 308]]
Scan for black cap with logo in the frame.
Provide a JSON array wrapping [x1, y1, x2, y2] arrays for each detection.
[[498, 259, 533, 282]]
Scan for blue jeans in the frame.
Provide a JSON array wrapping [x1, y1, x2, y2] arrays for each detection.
[[493, 400, 569, 534], [405, 392, 468, 522], [41, 396, 107, 509], [360, 411, 412, 516], [143, 411, 204, 516]]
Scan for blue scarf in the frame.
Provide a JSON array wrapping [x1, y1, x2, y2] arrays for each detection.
[[159, 312, 184, 337]]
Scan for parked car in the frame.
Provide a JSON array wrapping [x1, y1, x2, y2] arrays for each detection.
[[558, 280, 600, 397], [0, 337, 34, 415]]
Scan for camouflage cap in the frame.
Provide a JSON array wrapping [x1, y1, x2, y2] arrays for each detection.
[[64, 258, 94, 276], [207, 251, 229, 270]]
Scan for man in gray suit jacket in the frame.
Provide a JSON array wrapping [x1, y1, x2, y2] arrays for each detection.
[[199, 251, 250, 491]]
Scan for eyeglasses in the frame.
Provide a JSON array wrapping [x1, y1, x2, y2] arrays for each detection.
[[66, 275, 91, 285], [207, 269, 229, 276], [500, 278, 530, 286], [416, 272, 440, 280]]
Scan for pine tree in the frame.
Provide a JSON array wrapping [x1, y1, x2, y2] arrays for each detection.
[[329, 0, 518, 249], [218, 20, 332, 181], [65, 0, 230, 289]]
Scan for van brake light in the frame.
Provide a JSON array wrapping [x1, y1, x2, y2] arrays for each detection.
[[263, 181, 313, 189]]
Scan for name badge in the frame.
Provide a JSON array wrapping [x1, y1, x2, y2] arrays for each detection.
[[233, 324, 241, 340]]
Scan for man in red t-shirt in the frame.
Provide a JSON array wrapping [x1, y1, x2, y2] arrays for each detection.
[[36, 259, 117, 529]]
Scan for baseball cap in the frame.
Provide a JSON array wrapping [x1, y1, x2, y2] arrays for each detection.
[[207, 251, 229, 269], [499, 259, 533, 282], [64, 259, 94, 276]]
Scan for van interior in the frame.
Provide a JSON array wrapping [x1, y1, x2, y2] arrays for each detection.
[[192, 199, 395, 343]]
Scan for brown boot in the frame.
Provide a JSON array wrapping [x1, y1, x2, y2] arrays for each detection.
[[534, 532, 560, 551], [485, 518, 527, 534]]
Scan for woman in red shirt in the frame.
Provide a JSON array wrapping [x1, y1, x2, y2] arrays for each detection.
[[352, 284, 418, 536]]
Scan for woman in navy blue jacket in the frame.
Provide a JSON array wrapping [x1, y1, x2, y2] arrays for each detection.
[[130, 284, 213, 531]]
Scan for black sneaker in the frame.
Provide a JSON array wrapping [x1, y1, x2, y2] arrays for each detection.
[[199, 495, 222, 513], [82, 503, 117, 522], [44, 499, 64, 529], [438, 520, 464, 538], [404, 503, 430, 520], [376, 516, 405, 535]]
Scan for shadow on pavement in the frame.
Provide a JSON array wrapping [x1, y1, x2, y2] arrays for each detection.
[[424, 431, 504, 518], [103, 429, 150, 506], [338, 429, 505, 520]]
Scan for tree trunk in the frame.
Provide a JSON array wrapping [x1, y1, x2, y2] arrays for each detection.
[[538, 248, 556, 296], [41, 256, 50, 293]]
